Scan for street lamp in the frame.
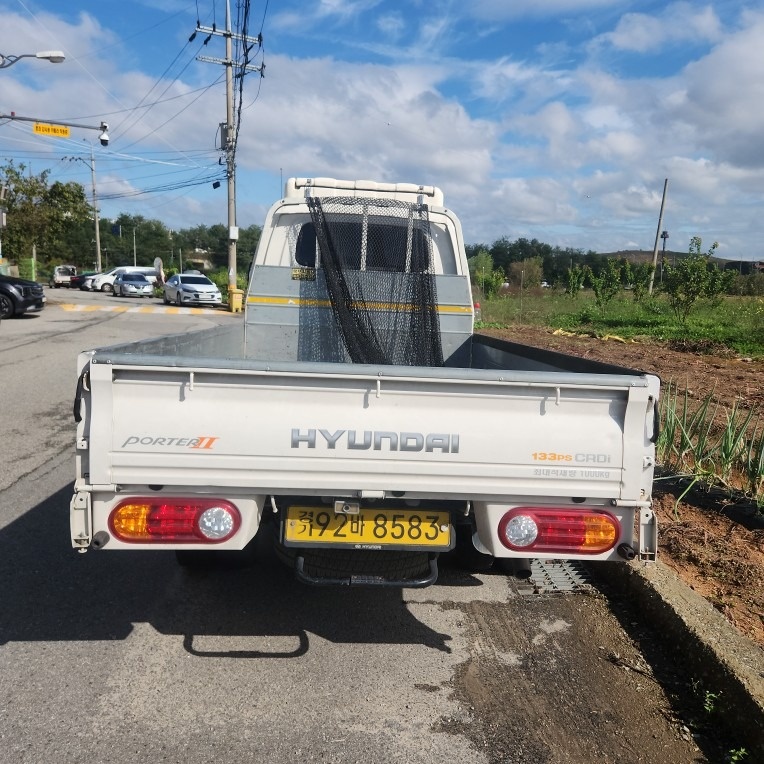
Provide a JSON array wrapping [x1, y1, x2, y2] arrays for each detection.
[[0, 50, 65, 69]]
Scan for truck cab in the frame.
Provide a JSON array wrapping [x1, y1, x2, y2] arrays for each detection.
[[245, 177, 476, 366]]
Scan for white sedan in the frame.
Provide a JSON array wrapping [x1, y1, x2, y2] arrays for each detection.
[[163, 273, 223, 306]]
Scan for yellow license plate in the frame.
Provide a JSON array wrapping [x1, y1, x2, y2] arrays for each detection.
[[284, 506, 452, 550]]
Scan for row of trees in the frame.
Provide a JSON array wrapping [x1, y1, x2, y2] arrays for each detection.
[[2, 160, 760, 311], [0, 161, 261, 276], [468, 236, 754, 323], [466, 237, 639, 286]]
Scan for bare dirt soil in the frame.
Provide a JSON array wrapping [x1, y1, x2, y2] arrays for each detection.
[[481, 326, 764, 650]]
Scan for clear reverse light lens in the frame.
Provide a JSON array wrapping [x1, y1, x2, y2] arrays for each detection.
[[504, 514, 538, 547], [197, 506, 235, 539]]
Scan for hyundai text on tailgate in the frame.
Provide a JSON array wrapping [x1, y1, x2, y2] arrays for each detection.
[[71, 177, 659, 586]]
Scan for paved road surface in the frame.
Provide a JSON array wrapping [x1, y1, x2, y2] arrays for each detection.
[[0, 296, 717, 763]]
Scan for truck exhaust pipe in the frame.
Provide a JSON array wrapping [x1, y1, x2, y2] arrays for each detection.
[[508, 558, 533, 579], [617, 543, 636, 560]]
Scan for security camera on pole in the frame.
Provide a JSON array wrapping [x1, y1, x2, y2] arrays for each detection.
[[194, 0, 263, 310]]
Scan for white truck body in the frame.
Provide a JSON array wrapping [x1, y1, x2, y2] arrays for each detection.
[[49, 264, 77, 288], [71, 178, 659, 586]]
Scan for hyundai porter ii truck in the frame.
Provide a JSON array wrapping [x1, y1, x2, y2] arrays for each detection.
[[70, 177, 659, 586]]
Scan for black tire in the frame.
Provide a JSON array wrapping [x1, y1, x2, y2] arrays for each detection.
[[176, 294, 182, 306], [101, 283, 112, 292], [0, 293, 15, 319]]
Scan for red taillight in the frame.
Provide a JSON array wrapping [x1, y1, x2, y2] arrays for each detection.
[[498, 507, 619, 554], [109, 498, 241, 544]]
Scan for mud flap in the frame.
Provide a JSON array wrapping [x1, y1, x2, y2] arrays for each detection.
[[70, 491, 92, 551]]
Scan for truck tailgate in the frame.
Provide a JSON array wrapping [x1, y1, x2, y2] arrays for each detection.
[[82, 358, 657, 503]]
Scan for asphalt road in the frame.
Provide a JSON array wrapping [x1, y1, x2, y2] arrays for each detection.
[[0, 289, 722, 764]]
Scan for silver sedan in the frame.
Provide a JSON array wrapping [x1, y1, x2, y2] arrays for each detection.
[[113, 272, 154, 298]]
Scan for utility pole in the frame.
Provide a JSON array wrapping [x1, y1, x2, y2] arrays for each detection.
[[64, 143, 104, 273], [194, 1, 263, 301], [90, 145, 102, 273], [648, 179, 668, 295]]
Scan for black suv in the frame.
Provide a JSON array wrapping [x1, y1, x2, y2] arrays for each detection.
[[0, 274, 47, 319]]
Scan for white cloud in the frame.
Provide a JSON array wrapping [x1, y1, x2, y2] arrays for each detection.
[[376, 13, 406, 40], [271, 0, 383, 31], [595, 2, 723, 53], [467, 0, 619, 22], [666, 12, 764, 168], [237, 55, 494, 192]]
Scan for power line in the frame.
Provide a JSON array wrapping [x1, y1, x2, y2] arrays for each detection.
[[98, 172, 226, 200]]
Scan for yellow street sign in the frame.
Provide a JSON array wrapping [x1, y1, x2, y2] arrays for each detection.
[[33, 122, 70, 138]]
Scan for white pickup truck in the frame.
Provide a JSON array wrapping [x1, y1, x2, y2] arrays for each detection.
[[70, 177, 659, 586]]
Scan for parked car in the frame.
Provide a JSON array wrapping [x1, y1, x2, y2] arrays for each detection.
[[0, 274, 46, 319], [114, 272, 154, 298], [91, 266, 160, 292], [163, 273, 223, 306], [70, 271, 99, 290], [49, 265, 77, 288]]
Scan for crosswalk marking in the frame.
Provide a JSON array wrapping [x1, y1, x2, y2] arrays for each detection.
[[58, 303, 222, 315]]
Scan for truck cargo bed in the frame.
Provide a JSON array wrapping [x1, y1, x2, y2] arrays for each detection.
[[79, 324, 658, 504]]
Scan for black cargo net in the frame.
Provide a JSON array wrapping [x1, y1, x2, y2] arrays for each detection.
[[305, 195, 443, 367]]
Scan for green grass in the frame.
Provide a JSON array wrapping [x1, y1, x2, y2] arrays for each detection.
[[480, 290, 764, 357]]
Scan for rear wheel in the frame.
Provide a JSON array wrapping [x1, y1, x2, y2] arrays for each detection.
[[101, 283, 112, 292], [176, 294, 182, 306]]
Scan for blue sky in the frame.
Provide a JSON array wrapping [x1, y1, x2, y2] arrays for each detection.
[[1, 0, 763, 262]]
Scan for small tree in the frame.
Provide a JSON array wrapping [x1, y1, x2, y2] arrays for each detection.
[[586, 258, 624, 312], [507, 257, 543, 288], [624, 261, 654, 303], [467, 250, 505, 298], [564, 264, 586, 298], [661, 236, 735, 324]]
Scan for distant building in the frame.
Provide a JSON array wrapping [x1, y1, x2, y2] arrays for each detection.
[[184, 256, 214, 271]]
